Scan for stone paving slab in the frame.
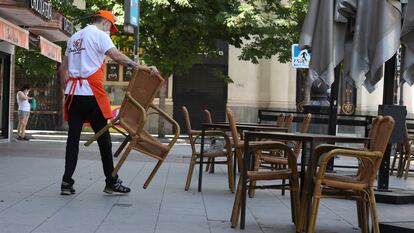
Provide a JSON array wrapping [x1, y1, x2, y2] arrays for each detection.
[[0, 141, 414, 233]]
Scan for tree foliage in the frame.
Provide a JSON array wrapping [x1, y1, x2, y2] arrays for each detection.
[[15, 0, 308, 83]]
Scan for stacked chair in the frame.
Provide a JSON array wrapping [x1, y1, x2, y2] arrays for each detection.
[[306, 116, 395, 233], [183, 106, 234, 192], [85, 66, 180, 189]]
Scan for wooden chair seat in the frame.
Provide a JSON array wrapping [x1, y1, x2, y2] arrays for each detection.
[[248, 169, 293, 181], [131, 130, 170, 160], [319, 176, 368, 191]]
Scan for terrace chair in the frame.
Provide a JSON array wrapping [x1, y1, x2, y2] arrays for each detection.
[[230, 142, 301, 231], [85, 66, 180, 189], [282, 113, 294, 130], [183, 106, 234, 192], [250, 113, 311, 197], [307, 116, 395, 233], [276, 113, 285, 127], [391, 125, 413, 179]]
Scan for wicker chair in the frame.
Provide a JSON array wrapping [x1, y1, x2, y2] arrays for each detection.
[[276, 113, 285, 127], [391, 125, 413, 179], [250, 113, 311, 197], [85, 66, 180, 189], [306, 116, 395, 233], [282, 113, 294, 130], [230, 142, 301, 231], [183, 106, 234, 192]]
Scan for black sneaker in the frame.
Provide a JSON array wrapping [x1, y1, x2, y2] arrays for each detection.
[[61, 181, 76, 195], [16, 136, 23, 140], [103, 178, 131, 194], [22, 137, 30, 141]]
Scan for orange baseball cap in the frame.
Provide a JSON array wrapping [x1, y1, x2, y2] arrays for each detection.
[[95, 10, 118, 33]]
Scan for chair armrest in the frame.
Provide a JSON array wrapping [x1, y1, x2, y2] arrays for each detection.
[[313, 144, 367, 162], [148, 103, 180, 148], [316, 149, 382, 179]]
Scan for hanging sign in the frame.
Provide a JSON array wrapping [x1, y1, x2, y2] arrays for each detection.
[[39, 36, 62, 63], [291, 44, 311, 69], [124, 0, 139, 28], [0, 17, 29, 49]]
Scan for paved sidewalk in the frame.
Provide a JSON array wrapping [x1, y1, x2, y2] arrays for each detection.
[[0, 141, 414, 233]]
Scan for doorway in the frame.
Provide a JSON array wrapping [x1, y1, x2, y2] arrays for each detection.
[[0, 52, 11, 139]]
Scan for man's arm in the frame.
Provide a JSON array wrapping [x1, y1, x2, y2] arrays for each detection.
[[58, 56, 69, 90], [106, 48, 139, 69]]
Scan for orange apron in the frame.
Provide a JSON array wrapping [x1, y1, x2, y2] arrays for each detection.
[[64, 64, 112, 121]]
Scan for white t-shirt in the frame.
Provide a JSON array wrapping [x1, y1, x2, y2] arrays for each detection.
[[16, 91, 30, 112], [64, 25, 115, 96]]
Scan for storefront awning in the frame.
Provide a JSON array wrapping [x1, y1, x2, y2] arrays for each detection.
[[0, 17, 29, 49], [39, 36, 61, 63]]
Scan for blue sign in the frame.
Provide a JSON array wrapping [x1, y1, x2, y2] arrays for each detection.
[[124, 0, 139, 27], [291, 44, 311, 68]]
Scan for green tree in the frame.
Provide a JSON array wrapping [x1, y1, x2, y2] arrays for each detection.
[[16, 0, 308, 134]]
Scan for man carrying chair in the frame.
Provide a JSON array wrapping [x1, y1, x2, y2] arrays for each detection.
[[58, 10, 159, 195]]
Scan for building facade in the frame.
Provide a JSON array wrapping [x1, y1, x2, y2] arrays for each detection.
[[0, 0, 72, 142]]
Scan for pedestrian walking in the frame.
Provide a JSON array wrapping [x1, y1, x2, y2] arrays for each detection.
[[58, 10, 159, 195], [16, 84, 32, 141]]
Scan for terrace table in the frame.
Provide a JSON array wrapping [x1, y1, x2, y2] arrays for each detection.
[[241, 131, 370, 232], [198, 123, 288, 192]]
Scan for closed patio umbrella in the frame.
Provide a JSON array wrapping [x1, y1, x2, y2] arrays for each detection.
[[338, 0, 401, 92], [299, 0, 346, 86], [401, 0, 414, 85]]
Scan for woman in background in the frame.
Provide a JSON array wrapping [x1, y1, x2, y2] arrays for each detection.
[[16, 84, 32, 140]]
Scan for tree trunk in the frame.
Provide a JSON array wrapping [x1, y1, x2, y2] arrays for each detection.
[[157, 79, 167, 138]]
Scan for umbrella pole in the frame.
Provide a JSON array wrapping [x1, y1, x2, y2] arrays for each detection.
[[327, 64, 341, 171], [378, 54, 397, 191]]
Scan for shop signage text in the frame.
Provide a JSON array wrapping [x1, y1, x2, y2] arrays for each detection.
[[0, 17, 29, 49], [63, 17, 74, 35], [40, 36, 62, 63], [31, 0, 52, 20]]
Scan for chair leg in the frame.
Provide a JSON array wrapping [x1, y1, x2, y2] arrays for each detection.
[[236, 149, 243, 172], [205, 157, 211, 172], [85, 123, 113, 146], [227, 156, 235, 193], [307, 196, 320, 233], [231, 176, 243, 228], [390, 149, 399, 176], [185, 153, 198, 191], [367, 188, 380, 233], [404, 155, 412, 179], [248, 151, 261, 198], [291, 177, 301, 232], [143, 160, 163, 189], [357, 199, 369, 233], [113, 136, 130, 158], [111, 146, 132, 177]]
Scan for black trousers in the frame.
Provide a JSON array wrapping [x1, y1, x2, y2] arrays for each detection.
[[62, 95, 117, 186]]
